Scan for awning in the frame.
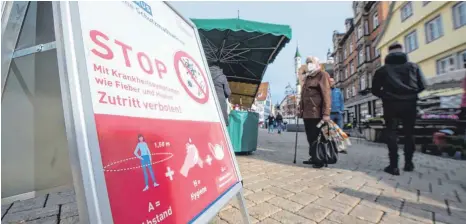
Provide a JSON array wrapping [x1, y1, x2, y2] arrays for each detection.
[[192, 18, 292, 107]]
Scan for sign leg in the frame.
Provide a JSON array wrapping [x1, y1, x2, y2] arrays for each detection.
[[236, 190, 251, 224]]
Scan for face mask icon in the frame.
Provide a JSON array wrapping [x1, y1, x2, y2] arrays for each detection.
[[180, 138, 203, 177]]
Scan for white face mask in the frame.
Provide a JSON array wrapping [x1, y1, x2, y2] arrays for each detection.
[[307, 63, 317, 71]]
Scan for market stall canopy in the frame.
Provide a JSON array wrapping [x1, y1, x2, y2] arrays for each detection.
[[192, 18, 292, 108]]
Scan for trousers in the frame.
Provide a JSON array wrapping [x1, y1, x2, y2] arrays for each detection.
[[383, 101, 417, 168], [303, 118, 322, 158], [141, 155, 156, 186], [330, 113, 343, 128]]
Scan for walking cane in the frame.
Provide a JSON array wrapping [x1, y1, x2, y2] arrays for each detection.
[[293, 114, 299, 164]]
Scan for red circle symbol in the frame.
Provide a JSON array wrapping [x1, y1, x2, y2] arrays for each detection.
[[174, 51, 209, 104]]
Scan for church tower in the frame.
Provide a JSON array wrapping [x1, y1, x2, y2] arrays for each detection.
[[294, 45, 302, 106]]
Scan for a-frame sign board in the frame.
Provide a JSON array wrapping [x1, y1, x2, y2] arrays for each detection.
[[1, 1, 250, 223]]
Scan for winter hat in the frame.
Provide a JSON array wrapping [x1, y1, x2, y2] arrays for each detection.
[[388, 43, 403, 54]]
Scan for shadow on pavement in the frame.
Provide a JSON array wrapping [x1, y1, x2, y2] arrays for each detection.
[[236, 129, 466, 223]]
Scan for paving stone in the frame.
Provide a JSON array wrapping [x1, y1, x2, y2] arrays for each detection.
[[305, 188, 337, 199], [9, 195, 47, 213], [209, 216, 228, 224], [229, 197, 256, 209], [326, 211, 373, 224], [247, 202, 281, 221], [59, 216, 79, 224], [267, 197, 303, 212], [256, 217, 282, 224], [319, 219, 339, 224], [264, 187, 295, 198], [287, 192, 318, 206], [3, 205, 59, 223], [2, 203, 12, 218], [46, 192, 76, 207], [296, 204, 332, 222], [25, 215, 58, 224], [245, 191, 275, 204], [349, 204, 384, 223], [282, 182, 309, 193], [380, 214, 422, 224], [434, 212, 466, 224], [333, 193, 361, 207], [313, 198, 353, 214], [60, 203, 78, 219], [400, 206, 434, 223], [359, 199, 401, 215], [219, 207, 259, 223], [270, 210, 316, 224], [404, 199, 448, 215], [246, 180, 274, 192]]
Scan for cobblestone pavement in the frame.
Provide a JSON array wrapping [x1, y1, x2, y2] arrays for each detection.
[[2, 129, 466, 224]]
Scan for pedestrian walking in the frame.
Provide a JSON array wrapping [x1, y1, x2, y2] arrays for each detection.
[[372, 43, 426, 175], [210, 63, 232, 126], [329, 77, 347, 154], [267, 114, 275, 133], [276, 112, 284, 134], [298, 56, 332, 168]]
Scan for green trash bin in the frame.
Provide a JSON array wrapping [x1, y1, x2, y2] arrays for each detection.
[[227, 110, 259, 153]]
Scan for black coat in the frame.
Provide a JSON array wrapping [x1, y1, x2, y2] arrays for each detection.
[[210, 66, 231, 125], [372, 52, 426, 102]]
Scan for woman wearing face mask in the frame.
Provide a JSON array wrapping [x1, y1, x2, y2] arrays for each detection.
[[298, 56, 331, 168]]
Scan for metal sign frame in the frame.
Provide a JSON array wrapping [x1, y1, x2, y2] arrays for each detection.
[[2, 1, 250, 223]]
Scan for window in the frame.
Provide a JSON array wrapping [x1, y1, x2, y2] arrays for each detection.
[[373, 13, 379, 29], [375, 48, 381, 58], [350, 42, 353, 52], [358, 49, 364, 65], [453, 2, 466, 29], [346, 88, 350, 99], [352, 84, 356, 96], [344, 48, 347, 58], [423, 1, 430, 6], [350, 61, 355, 74], [436, 55, 456, 75], [401, 2, 413, 21], [365, 46, 371, 61], [364, 21, 369, 36], [458, 50, 466, 69], [425, 15, 444, 43], [358, 25, 363, 39], [360, 75, 366, 90], [344, 67, 348, 79], [404, 30, 418, 53]]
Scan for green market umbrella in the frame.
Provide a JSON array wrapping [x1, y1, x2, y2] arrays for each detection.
[[192, 18, 292, 107]]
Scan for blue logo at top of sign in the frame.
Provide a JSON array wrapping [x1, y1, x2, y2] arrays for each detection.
[[133, 1, 152, 16]]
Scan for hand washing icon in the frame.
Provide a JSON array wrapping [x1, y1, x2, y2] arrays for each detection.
[[180, 138, 203, 177], [208, 142, 225, 161]]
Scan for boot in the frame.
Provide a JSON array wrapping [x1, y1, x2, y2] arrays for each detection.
[[404, 161, 415, 172], [384, 166, 400, 176]]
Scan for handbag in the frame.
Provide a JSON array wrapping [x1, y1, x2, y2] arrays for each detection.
[[311, 124, 338, 166]]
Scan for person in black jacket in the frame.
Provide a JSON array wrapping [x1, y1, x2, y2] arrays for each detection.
[[210, 63, 231, 126], [372, 43, 426, 176], [276, 113, 283, 134]]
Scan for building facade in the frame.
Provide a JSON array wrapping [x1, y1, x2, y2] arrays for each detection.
[[332, 1, 390, 124], [376, 1, 466, 79], [253, 82, 272, 123]]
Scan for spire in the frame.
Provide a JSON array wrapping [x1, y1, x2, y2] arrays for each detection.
[[295, 43, 301, 58]]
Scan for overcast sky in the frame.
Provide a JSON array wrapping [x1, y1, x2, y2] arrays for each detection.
[[171, 1, 353, 104]]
